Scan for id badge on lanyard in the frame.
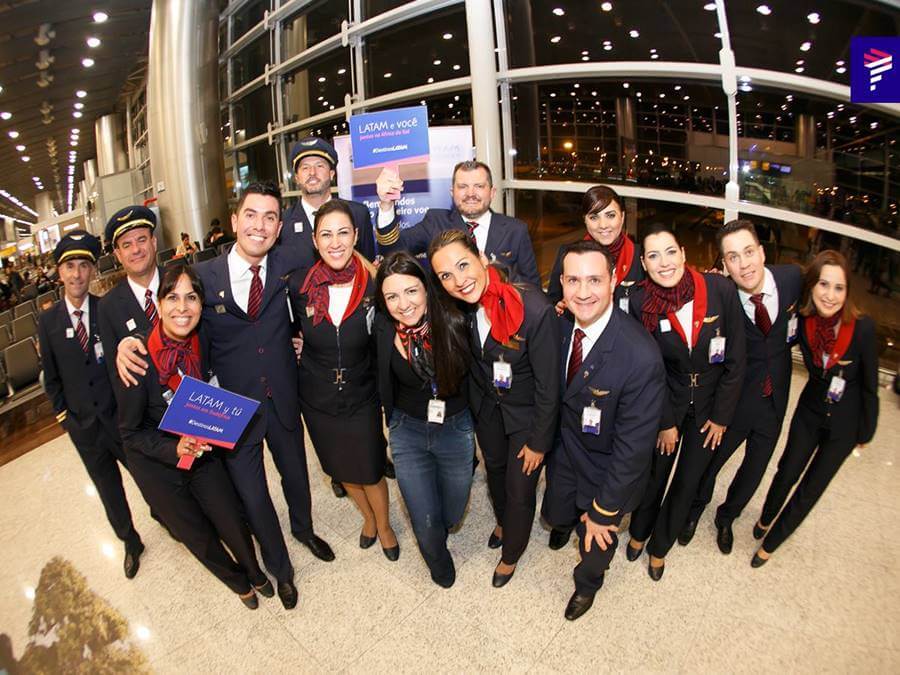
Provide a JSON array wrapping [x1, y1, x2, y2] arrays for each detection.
[[427, 381, 446, 424], [827, 370, 846, 403], [709, 329, 726, 364], [493, 355, 512, 390], [786, 315, 798, 342], [582, 403, 601, 435]]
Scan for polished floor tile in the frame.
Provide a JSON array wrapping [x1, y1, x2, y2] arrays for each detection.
[[1, 371, 898, 673]]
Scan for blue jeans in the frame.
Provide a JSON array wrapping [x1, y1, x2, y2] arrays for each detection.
[[388, 408, 474, 586]]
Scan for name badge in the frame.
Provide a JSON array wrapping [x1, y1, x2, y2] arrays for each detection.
[[582, 405, 601, 435], [94, 341, 104, 364], [427, 398, 446, 424], [827, 375, 846, 402], [162, 389, 175, 405], [126, 318, 137, 332], [293, 221, 303, 233], [618, 297, 630, 312], [787, 315, 798, 342], [65, 327, 74, 338], [215, 304, 226, 314], [208, 374, 220, 388], [709, 335, 726, 364], [366, 306, 375, 335], [659, 318, 671, 333], [493, 360, 512, 389], [285, 292, 295, 323]]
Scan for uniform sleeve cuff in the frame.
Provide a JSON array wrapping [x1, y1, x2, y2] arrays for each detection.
[[588, 499, 619, 526]]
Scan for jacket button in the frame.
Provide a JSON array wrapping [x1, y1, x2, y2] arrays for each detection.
[[258, 347, 264, 354]]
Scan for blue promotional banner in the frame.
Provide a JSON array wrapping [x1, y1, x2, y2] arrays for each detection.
[[349, 105, 431, 169], [158, 376, 260, 451], [851, 37, 900, 103]]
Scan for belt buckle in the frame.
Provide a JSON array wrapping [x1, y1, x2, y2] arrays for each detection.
[[690, 373, 699, 388], [333, 368, 346, 385]]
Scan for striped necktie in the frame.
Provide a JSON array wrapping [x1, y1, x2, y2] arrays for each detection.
[[144, 288, 158, 327], [73, 309, 89, 353], [247, 265, 262, 320]]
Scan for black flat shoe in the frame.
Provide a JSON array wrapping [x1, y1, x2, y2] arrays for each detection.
[[492, 565, 516, 588], [564, 592, 595, 621], [384, 460, 396, 479], [359, 532, 377, 549], [548, 528, 572, 550], [716, 520, 734, 555], [752, 521, 768, 540], [487, 531, 502, 549], [123, 541, 145, 579], [648, 560, 665, 581], [432, 562, 456, 589], [382, 544, 400, 561], [625, 541, 644, 562], [297, 533, 335, 562], [240, 591, 259, 610], [677, 519, 698, 546], [331, 480, 347, 499], [254, 578, 274, 598], [277, 580, 298, 610], [751, 551, 769, 568]]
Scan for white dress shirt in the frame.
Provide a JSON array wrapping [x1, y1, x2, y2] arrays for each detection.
[[738, 266, 779, 326], [300, 196, 330, 233], [328, 285, 352, 327], [674, 300, 694, 353], [126, 268, 160, 313], [227, 246, 267, 313], [475, 305, 491, 346], [64, 295, 90, 334], [565, 301, 614, 368]]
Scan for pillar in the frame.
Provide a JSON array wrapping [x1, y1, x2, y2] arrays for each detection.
[[796, 113, 816, 160], [94, 114, 129, 176]]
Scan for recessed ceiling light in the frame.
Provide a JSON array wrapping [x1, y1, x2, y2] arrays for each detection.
[[552, 7, 564, 16], [337, 68, 346, 75], [650, 53, 659, 59], [601, 2, 613, 11], [836, 66, 846, 74], [796, 59, 804, 65], [442, 33, 453, 40], [74, 102, 84, 110], [383, 72, 392, 78], [795, 66, 804, 73], [15, 144, 24, 151], [807, 12, 820, 24], [8, 130, 18, 138], [0, 112, 11, 120], [433, 59, 441, 65], [604, 44, 613, 51], [452, 64, 461, 71], [73, 111, 83, 118], [756, 5, 772, 15], [704, 2, 717, 9], [317, 76, 326, 82], [87, 37, 101, 48], [622, 83, 629, 88], [71, 128, 80, 135], [21, 156, 29, 162], [71, 140, 78, 146], [629, 30, 640, 38], [550, 35, 561, 43], [93, 11, 108, 23], [800, 41, 812, 51], [75, 90, 87, 98], [81, 58, 95, 67]]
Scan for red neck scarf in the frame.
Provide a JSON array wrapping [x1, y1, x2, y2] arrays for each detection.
[[396, 318, 434, 383], [805, 312, 854, 369], [639, 266, 695, 335], [479, 266, 525, 344], [147, 323, 201, 393], [584, 230, 635, 285], [300, 255, 368, 326]]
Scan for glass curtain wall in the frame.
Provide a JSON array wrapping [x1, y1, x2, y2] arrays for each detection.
[[219, 0, 899, 368]]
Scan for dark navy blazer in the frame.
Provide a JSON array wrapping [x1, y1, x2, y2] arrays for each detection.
[[278, 198, 376, 268]]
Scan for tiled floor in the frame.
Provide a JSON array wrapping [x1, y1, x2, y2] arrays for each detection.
[[1, 370, 898, 673]]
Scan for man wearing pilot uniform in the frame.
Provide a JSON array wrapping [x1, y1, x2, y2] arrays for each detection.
[[541, 240, 664, 621], [38, 231, 145, 578]]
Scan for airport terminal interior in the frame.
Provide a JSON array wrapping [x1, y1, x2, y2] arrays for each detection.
[[1, 0, 899, 672]]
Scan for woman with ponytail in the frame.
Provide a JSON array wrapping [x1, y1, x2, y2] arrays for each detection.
[[751, 250, 879, 567], [428, 230, 560, 588], [625, 225, 746, 581]]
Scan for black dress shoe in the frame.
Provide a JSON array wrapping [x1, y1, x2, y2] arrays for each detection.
[[487, 531, 502, 549], [277, 580, 298, 610], [716, 520, 734, 555], [123, 542, 145, 579], [625, 541, 644, 562], [254, 579, 274, 598], [239, 591, 259, 610], [548, 528, 572, 550], [677, 519, 698, 546], [492, 566, 516, 588], [752, 521, 768, 540], [331, 479, 347, 499], [564, 592, 596, 621], [648, 560, 665, 581], [432, 562, 456, 589], [751, 551, 769, 568], [297, 534, 335, 562], [359, 532, 377, 549], [384, 460, 396, 479], [382, 544, 400, 561]]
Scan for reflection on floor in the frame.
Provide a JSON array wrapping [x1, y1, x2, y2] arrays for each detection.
[[1, 370, 898, 673]]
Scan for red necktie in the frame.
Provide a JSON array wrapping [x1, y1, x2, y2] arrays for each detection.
[[144, 289, 158, 327], [247, 265, 263, 320], [566, 328, 585, 386], [73, 309, 89, 353], [466, 221, 478, 243], [750, 293, 773, 397]]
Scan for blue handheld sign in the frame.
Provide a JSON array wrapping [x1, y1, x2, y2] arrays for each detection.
[[349, 105, 430, 169], [851, 37, 900, 103]]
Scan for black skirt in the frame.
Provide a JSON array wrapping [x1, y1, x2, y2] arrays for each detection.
[[301, 399, 386, 485]]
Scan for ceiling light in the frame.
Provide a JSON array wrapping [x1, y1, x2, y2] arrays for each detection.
[[317, 76, 326, 82], [795, 67, 804, 73], [21, 156, 29, 162], [70, 140, 78, 146], [383, 72, 392, 78], [807, 12, 820, 24], [601, 2, 613, 11], [836, 60, 845, 66], [71, 128, 80, 135], [93, 11, 108, 23], [452, 64, 461, 71], [442, 33, 453, 40], [603, 44, 613, 51], [629, 30, 639, 38], [836, 66, 846, 74], [8, 130, 18, 138], [433, 59, 441, 65], [73, 111, 83, 118], [75, 90, 87, 98], [756, 5, 771, 15], [622, 83, 629, 88], [650, 54, 659, 59], [800, 41, 811, 51], [550, 35, 561, 43], [0, 112, 10, 120], [552, 7, 564, 16], [796, 59, 804, 65], [15, 144, 24, 151], [81, 58, 95, 67], [74, 102, 84, 110], [86, 37, 101, 48], [704, 2, 717, 9]]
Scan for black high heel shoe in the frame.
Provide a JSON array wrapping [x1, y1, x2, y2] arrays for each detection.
[[647, 558, 665, 581], [626, 541, 645, 562], [359, 531, 377, 549], [752, 521, 769, 540], [750, 550, 770, 568], [382, 544, 400, 561], [492, 563, 516, 588], [487, 530, 502, 549]]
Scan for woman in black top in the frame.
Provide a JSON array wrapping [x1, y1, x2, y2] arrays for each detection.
[[429, 229, 560, 587], [547, 185, 644, 311], [752, 250, 879, 566], [289, 199, 398, 559], [374, 251, 474, 587], [625, 225, 745, 581], [115, 266, 269, 608]]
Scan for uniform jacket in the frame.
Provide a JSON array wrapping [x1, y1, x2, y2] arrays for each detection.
[[376, 208, 540, 286], [467, 283, 560, 453], [629, 271, 746, 431], [556, 308, 665, 525], [546, 236, 645, 309], [278, 198, 376, 267], [98, 268, 163, 382]]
